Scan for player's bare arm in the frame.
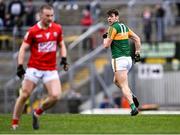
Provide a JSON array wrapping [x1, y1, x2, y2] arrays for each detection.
[[59, 40, 67, 57], [16, 42, 29, 78], [103, 37, 112, 48], [59, 40, 69, 71], [18, 42, 30, 65], [129, 30, 141, 54]]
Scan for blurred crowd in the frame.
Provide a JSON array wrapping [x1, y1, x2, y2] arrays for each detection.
[[0, 0, 101, 50], [142, 1, 179, 46], [0, 0, 179, 51], [0, 0, 101, 30], [0, 0, 35, 30]]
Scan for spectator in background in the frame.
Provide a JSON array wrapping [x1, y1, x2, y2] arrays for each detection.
[[80, 7, 93, 50], [0, 0, 5, 50], [1, 13, 12, 50], [163, 1, 175, 34], [155, 4, 165, 42], [112, 91, 121, 108], [8, 0, 25, 37], [142, 7, 152, 48], [80, 7, 93, 27], [0, 0, 6, 27], [89, 0, 101, 23], [176, 3, 180, 25], [4, 13, 13, 33], [8, 0, 25, 21], [25, 0, 36, 26], [99, 94, 113, 109]]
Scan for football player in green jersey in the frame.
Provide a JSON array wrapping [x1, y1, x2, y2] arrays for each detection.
[[103, 9, 141, 116]]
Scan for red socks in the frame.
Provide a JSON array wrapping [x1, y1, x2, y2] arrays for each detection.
[[35, 108, 44, 116], [12, 108, 43, 129], [12, 119, 19, 125], [12, 119, 19, 130]]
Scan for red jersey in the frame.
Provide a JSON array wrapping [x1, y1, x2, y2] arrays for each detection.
[[24, 22, 63, 70]]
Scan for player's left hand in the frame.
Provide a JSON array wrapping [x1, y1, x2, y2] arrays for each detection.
[[134, 53, 141, 62], [102, 33, 108, 39], [60, 57, 69, 71]]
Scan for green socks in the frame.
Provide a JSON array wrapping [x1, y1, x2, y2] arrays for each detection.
[[130, 103, 136, 110]]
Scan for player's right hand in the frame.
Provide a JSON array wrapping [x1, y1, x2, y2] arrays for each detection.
[[134, 53, 141, 62], [16, 65, 25, 79]]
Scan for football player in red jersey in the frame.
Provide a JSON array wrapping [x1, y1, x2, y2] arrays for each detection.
[[12, 4, 68, 130]]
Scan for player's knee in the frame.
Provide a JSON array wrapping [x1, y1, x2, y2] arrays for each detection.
[[50, 94, 60, 101], [20, 91, 30, 101], [114, 78, 122, 88]]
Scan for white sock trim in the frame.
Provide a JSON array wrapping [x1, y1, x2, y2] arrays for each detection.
[[34, 111, 40, 118]]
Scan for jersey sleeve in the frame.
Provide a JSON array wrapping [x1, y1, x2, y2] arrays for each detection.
[[128, 27, 134, 37], [23, 29, 33, 45], [107, 26, 117, 40]]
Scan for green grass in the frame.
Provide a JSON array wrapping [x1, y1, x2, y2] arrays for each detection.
[[0, 114, 180, 134]]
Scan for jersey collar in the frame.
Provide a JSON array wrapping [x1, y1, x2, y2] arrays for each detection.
[[111, 21, 119, 26], [37, 21, 52, 29]]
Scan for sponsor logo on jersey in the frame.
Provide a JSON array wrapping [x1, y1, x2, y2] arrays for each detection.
[[38, 41, 56, 52]]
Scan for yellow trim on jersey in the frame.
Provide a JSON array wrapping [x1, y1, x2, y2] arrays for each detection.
[[113, 33, 128, 40], [128, 29, 134, 37], [108, 26, 133, 40], [108, 26, 117, 39]]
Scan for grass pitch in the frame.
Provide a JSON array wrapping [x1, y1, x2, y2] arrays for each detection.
[[0, 114, 180, 134]]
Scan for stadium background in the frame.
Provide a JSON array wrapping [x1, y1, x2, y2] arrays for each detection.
[[0, 0, 180, 114]]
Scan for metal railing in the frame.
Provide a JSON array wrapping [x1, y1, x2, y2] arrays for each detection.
[[67, 23, 105, 63]]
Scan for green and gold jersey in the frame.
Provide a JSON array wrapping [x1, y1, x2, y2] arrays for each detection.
[[107, 22, 133, 58]]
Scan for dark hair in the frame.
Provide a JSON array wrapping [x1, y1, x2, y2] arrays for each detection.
[[39, 4, 53, 13], [107, 9, 119, 16]]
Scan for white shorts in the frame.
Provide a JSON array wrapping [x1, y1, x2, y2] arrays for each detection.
[[111, 56, 132, 72], [24, 68, 59, 84]]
